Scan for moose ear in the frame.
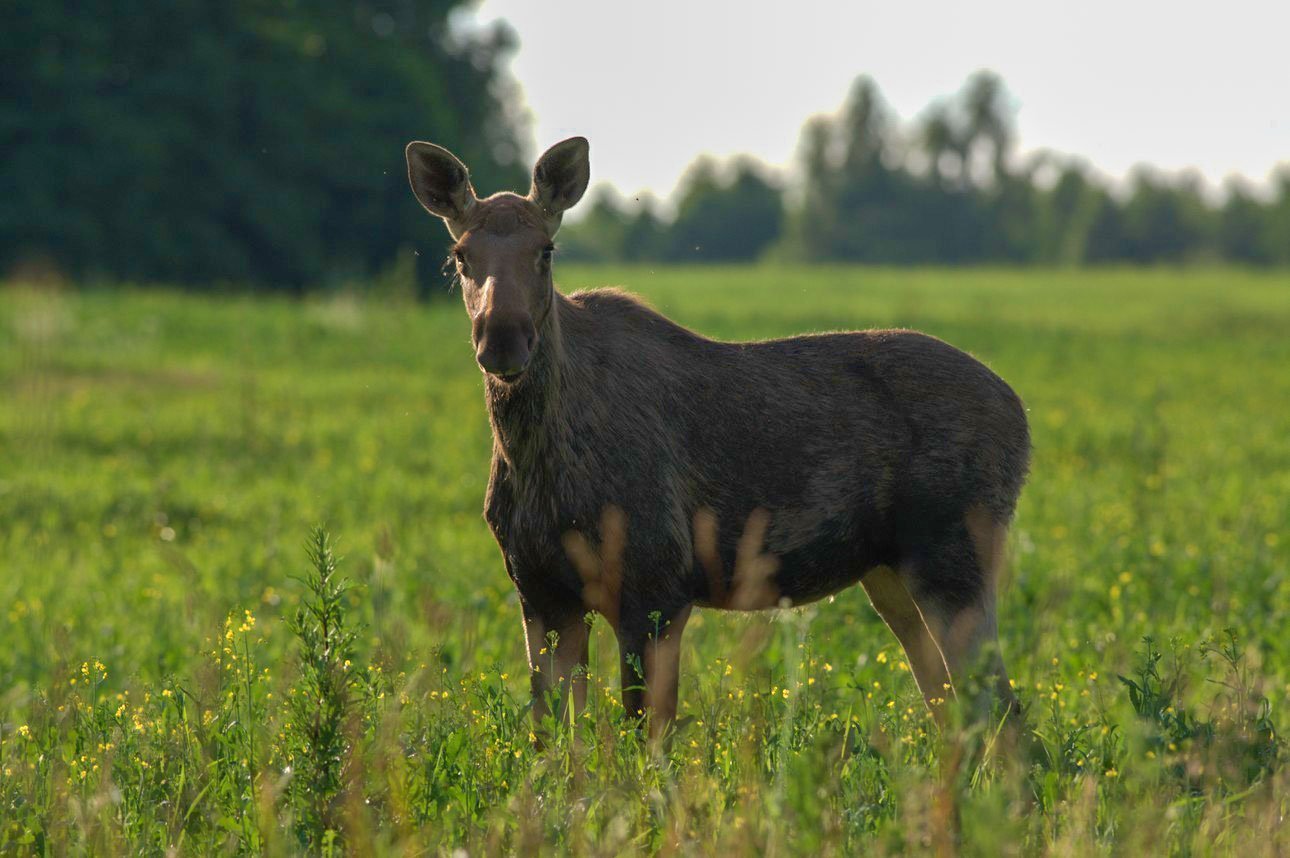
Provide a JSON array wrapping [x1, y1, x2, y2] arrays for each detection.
[[529, 137, 590, 233], [406, 141, 477, 237]]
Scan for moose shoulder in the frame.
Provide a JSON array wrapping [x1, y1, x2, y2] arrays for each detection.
[[406, 136, 1030, 737]]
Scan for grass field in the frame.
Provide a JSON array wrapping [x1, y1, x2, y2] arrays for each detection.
[[2, 267, 1288, 854]]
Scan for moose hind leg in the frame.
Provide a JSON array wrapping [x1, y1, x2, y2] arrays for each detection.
[[901, 509, 1021, 722], [861, 565, 954, 719]]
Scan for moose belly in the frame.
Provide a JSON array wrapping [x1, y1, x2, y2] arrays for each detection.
[[697, 511, 894, 611]]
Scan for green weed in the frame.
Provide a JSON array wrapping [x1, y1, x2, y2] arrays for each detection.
[[1, 267, 1288, 854]]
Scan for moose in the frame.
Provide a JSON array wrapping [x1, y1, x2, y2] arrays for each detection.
[[405, 136, 1030, 737]]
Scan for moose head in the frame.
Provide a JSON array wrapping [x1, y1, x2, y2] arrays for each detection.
[[405, 137, 590, 382]]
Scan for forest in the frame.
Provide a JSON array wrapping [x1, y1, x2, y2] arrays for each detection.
[[3, 3, 1287, 292], [562, 73, 1290, 267]]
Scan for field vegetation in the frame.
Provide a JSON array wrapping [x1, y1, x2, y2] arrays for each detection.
[[2, 267, 1288, 853]]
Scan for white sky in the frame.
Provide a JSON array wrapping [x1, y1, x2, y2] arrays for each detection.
[[469, 0, 1289, 204]]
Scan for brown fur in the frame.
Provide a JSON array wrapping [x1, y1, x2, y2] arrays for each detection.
[[406, 137, 1031, 737]]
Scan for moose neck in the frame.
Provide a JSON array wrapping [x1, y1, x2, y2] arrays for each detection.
[[483, 289, 569, 470]]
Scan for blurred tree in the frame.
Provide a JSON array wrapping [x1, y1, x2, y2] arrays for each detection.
[[558, 187, 668, 262], [962, 70, 1013, 186], [0, 0, 528, 290], [666, 157, 784, 262], [941, 71, 1041, 262], [1082, 189, 1130, 263], [785, 115, 842, 260], [783, 77, 952, 263], [920, 106, 961, 190], [984, 170, 1043, 262], [1219, 179, 1273, 265], [773, 70, 1288, 269], [619, 196, 670, 262], [830, 77, 913, 260], [1032, 159, 1108, 265], [839, 78, 888, 178], [1119, 169, 1215, 263], [557, 187, 632, 262], [1257, 168, 1290, 265], [11, 31, 1284, 280]]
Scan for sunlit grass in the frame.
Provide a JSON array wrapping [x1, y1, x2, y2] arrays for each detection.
[[1, 267, 1288, 853]]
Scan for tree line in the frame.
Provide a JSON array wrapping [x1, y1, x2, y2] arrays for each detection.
[[4, 5, 1287, 291], [562, 73, 1290, 267]]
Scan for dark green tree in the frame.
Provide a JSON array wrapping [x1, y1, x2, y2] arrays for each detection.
[[1219, 180, 1273, 264], [1257, 169, 1290, 265], [785, 77, 955, 263], [666, 157, 784, 262], [1033, 158, 1111, 264], [920, 106, 961, 190], [0, 1, 528, 290], [559, 187, 668, 262], [787, 115, 843, 260], [620, 196, 670, 262], [962, 70, 1013, 186], [1119, 169, 1215, 263], [1082, 188, 1131, 263], [557, 187, 633, 262]]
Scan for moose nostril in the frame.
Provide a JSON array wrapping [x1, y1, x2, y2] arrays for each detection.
[[526, 332, 536, 351], [476, 341, 528, 376]]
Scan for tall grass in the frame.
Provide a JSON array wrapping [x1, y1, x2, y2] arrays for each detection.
[[1, 268, 1288, 853]]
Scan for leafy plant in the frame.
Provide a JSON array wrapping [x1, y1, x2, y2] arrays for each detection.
[[282, 526, 362, 852]]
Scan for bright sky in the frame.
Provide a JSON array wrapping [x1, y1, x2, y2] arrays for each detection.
[[469, 0, 1288, 203]]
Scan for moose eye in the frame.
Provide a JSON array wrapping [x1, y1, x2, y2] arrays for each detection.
[[541, 244, 555, 263]]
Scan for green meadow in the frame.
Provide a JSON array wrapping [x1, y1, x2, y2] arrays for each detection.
[[2, 267, 1288, 854]]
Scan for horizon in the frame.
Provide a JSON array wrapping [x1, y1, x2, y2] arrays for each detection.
[[469, 0, 1289, 206]]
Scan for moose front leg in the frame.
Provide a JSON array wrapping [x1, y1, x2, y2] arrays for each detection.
[[520, 601, 589, 736], [616, 604, 692, 740]]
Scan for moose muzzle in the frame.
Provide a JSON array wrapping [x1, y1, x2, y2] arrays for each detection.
[[474, 310, 535, 380]]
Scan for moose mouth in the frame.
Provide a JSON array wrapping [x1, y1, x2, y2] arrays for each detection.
[[491, 369, 526, 384]]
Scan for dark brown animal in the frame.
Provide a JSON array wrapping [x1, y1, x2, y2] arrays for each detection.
[[406, 137, 1029, 736]]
